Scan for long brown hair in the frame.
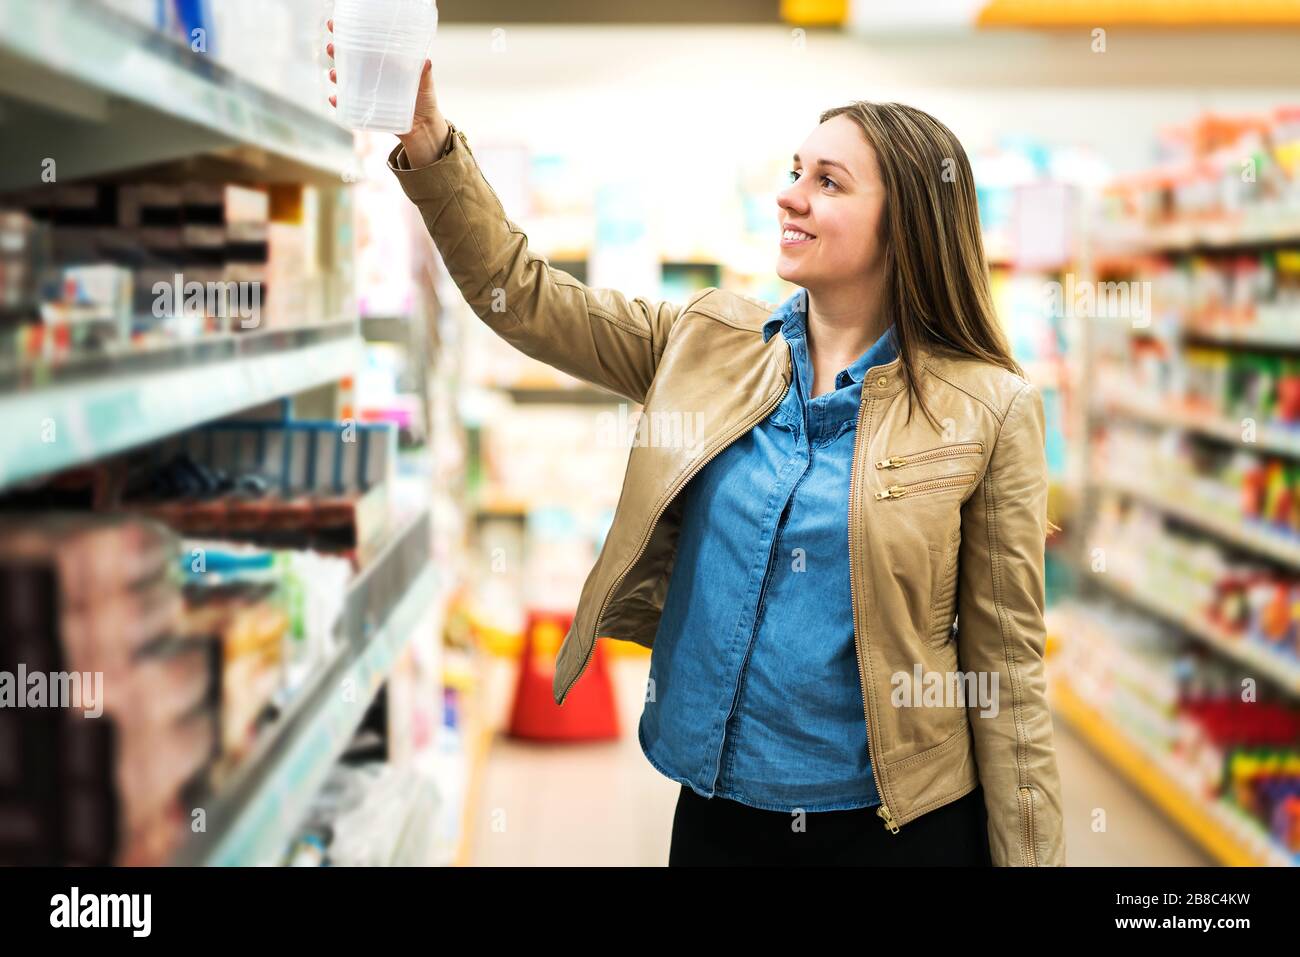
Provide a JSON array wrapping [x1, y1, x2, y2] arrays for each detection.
[[818, 101, 1023, 431]]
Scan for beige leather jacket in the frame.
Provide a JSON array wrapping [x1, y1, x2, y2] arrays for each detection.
[[388, 124, 1067, 867]]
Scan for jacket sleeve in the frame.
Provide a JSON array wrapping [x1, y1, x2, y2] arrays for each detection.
[[955, 381, 1067, 866], [386, 127, 701, 405]]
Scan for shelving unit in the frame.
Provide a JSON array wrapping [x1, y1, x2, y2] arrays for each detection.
[[1090, 474, 1300, 571], [0, 0, 471, 868], [1067, 107, 1300, 868], [1093, 390, 1300, 460], [1088, 569, 1300, 695], [0, 0, 356, 189], [0, 321, 360, 487]]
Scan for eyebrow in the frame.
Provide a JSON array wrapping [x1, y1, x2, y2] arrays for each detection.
[[792, 154, 854, 181]]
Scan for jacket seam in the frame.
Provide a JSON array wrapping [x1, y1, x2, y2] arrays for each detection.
[[653, 287, 719, 360], [887, 720, 969, 771], [447, 187, 524, 330], [921, 360, 1023, 424], [585, 298, 653, 341], [981, 382, 1038, 862], [686, 304, 768, 333], [925, 525, 961, 648], [449, 184, 689, 353], [901, 778, 981, 821], [585, 283, 717, 348]]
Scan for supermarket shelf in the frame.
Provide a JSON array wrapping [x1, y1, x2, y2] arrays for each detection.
[[1051, 679, 1294, 867], [1089, 314, 1300, 354], [1093, 392, 1300, 460], [172, 508, 436, 866], [502, 384, 625, 405], [1096, 218, 1300, 255], [361, 315, 414, 344], [472, 494, 530, 520], [1184, 328, 1300, 353], [0, 323, 360, 490], [1092, 474, 1300, 572], [0, 0, 355, 189], [1089, 569, 1300, 696]]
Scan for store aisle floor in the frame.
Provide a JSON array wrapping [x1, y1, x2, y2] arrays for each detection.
[[467, 652, 1212, 866]]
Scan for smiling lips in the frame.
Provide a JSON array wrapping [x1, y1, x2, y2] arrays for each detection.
[[781, 225, 816, 247]]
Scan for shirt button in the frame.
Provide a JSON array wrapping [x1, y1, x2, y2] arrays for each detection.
[[875, 375, 889, 387]]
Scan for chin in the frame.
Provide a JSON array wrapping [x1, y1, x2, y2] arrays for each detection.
[[775, 260, 802, 285]]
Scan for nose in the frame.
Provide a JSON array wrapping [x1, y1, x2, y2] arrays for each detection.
[[776, 183, 807, 217]]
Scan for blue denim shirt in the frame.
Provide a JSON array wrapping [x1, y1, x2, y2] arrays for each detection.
[[638, 287, 899, 811]]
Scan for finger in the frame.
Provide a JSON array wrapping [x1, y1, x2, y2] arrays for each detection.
[[330, 68, 336, 84], [329, 94, 337, 108], [327, 18, 333, 33], [327, 41, 334, 58]]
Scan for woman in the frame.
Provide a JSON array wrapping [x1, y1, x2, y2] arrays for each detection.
[[327, 25, 1066, 867]]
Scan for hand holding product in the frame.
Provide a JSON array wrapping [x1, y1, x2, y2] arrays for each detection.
[[325, 0, 443, 139]]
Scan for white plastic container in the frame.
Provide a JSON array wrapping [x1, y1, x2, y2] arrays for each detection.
[[332, 0, 438, 133]]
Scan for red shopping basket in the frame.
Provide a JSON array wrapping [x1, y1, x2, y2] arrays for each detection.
[[507, 608, 620, 741]]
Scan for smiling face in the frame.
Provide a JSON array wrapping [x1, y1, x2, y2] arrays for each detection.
[[776, 114, 887, 292]]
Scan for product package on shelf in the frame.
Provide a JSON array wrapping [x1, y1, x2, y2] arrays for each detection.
[[173, 539, 353, 781], [0, 170, 348, 367], [0, 514, 218, 866], [121, 416, 398, 555]]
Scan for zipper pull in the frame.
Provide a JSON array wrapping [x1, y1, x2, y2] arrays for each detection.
[[876, 455, 906, 469], [877, 804, 900, 834], [874, 485, 905, 500]]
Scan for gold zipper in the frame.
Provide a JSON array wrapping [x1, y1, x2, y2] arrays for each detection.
[[875, 441, 983, 470], [874, 472, 976, 500], [557, 372, 792, 706], [848, 391, 901, 833], [1018, 786, 1038, 866]]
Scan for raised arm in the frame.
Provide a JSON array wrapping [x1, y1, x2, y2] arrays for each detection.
[[387, 126, 701, 404], [325, 21, 694, 404]]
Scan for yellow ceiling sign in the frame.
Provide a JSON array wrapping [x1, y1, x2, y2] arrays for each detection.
[[781, 0, 850, 26], [979, 0, 1300, 26]]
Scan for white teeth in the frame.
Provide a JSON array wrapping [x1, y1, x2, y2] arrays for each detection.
[[783, 229, 812, 241]]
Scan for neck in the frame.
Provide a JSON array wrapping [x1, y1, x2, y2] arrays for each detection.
[[804, 281, 890, 369]]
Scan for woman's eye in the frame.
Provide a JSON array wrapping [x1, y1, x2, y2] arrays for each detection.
[[787, 170, 837, 190]]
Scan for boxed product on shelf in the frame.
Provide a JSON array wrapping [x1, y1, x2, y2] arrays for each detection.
[[0, 211, 51, 319], [122, 416, 397, 552], [174, 576, 285, 773], [179, 539, 352, 700], [0, 170, 347, 362], [0, 513, 220, 866]]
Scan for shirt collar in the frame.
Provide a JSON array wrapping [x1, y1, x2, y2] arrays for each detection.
[[763, 288, 899, 386]]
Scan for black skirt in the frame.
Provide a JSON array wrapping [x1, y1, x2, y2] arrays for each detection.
[[668, 783, 992, 866]]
